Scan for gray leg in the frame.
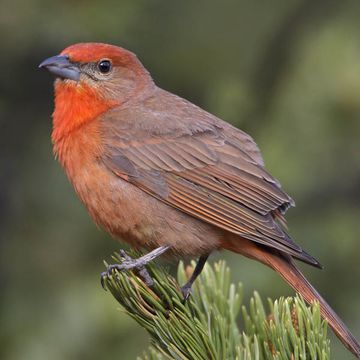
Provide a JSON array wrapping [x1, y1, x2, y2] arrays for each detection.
[[101, 246, 170, 288], [181, 254, 209, 300]]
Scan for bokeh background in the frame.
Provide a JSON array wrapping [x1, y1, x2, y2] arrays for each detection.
[[1, 0, 359, 359]]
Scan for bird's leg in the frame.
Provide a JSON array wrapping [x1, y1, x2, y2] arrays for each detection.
[[101, 246, 170, 288], [181, 254, 209, 300]]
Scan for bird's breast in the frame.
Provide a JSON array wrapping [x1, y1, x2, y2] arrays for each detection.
[[52, 81, 118, 144], [53, 121, 222, 255], [53, 121, 168, 251]]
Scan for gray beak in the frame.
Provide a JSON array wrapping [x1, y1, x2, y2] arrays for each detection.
[[39, 55, 80, 81]]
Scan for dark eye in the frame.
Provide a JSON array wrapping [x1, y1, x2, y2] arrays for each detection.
[[97, 59, 112, 74]]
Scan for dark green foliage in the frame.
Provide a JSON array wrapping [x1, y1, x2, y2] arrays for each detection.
[[102, 254, 330, 359]]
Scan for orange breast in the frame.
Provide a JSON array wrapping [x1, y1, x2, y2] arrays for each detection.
[[51, 80, 119, 227], [52, 81, 117, 146], [53, 121, 158, 248]]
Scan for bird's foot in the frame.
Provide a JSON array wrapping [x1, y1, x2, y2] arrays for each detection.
[[101, 249, 155, 288], [180, 284, 193, 302], [180, 254, 210, 302], [101, 246, 170, 289]]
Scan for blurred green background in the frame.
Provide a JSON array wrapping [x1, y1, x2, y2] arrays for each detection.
[[0, 0, 359, 359]]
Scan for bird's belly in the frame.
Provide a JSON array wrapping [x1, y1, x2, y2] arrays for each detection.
[[70, 162, 222, 256]]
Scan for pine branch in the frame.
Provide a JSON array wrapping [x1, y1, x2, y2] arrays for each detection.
[[101, 252, 330, 360]]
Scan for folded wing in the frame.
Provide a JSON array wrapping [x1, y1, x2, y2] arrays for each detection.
[[101, 97, 320, 267]]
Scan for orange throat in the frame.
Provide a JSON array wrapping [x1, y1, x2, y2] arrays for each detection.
[[52, 81, 117, 148]]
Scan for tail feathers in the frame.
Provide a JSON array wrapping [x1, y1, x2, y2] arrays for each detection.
[[224, 238, 360, 358], [268, 254, 360, 358]]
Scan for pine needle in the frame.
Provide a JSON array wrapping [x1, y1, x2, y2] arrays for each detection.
[[102, 252, 330, 360]]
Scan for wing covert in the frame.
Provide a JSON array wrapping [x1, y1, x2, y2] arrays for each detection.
[[102, 117, 301, 257]]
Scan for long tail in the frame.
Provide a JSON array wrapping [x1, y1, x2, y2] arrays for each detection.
[[224, 237, 360, 358]]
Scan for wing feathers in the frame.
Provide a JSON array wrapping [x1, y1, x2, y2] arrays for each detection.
[[165, 174, 301, 251], [101, 105, 306, 260]]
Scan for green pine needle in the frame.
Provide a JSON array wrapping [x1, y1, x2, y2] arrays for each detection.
[[101, 252, 330, 360]]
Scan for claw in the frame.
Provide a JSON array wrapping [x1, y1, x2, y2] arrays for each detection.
[[100, 272, 108, 290], [108, 264, 125, 272], [119, 249, 130, 260], [180, 254, 209, 302], [181, 285, 193, 302], [100, 263, 125, 291], [100, 248, 169, 289]]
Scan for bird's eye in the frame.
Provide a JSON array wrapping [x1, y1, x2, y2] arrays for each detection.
[[97, 59, 112, 74]]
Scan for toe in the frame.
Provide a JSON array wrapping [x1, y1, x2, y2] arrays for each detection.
[[181, 286, 192, 301], [100, 272, 108, 290]]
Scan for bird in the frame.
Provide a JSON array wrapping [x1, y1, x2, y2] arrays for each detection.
[[39, 42, 360, 358]]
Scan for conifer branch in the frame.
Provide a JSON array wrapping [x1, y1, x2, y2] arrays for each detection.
[[102, 252, 330, 360]]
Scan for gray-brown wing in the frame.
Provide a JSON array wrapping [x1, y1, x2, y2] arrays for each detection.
[[100, 95, 320, 267], [103, 131, 318, 259]]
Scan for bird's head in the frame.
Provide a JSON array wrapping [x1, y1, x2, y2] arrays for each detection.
[[40, 43, 153, 142], [40, 42, 153, 102]]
